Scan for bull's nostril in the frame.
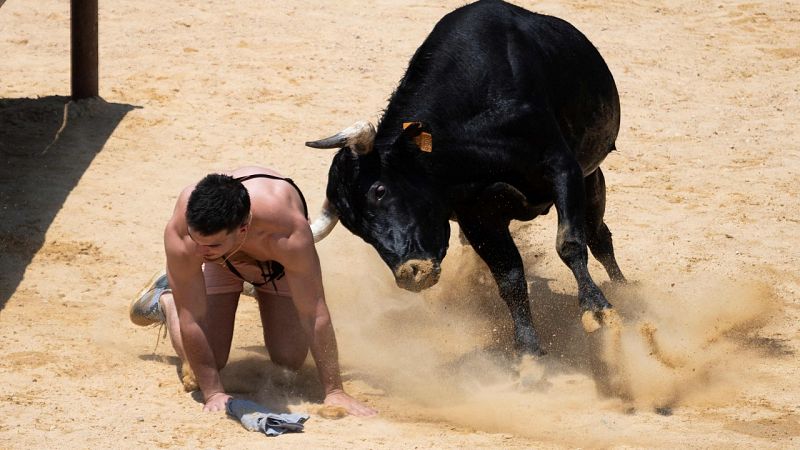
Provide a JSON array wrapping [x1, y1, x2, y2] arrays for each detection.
[[395, 259, 439, 291]]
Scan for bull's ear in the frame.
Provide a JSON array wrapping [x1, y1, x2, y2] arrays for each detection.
[[402, 122, 433, 153]]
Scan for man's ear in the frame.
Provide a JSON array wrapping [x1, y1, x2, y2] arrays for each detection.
[[240, 214, 252, 232], [402, 122, 433, 153]]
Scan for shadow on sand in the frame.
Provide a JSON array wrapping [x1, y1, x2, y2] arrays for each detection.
[[0, 96, 138, 313]]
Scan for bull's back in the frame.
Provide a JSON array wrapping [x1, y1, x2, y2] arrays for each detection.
[[383, 0, 619, 175]]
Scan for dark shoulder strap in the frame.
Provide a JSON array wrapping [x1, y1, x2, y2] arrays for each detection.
[[224, 259, 265, 287], [234, 174, 283, 183], [234, 174, 308, 219]]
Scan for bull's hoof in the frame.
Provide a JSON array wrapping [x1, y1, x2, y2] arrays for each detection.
[[514, 342, 547, 358], [515, 354, 550, 391], [180, 360, 198, 392], [513, 332, 547, 357], [581, 308, 621, 333]]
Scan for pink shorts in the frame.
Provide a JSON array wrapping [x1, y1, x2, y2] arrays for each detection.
[[203, 260, 292, 298]]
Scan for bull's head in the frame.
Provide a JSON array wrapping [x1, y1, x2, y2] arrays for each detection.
[[306, 121, 450, 292]]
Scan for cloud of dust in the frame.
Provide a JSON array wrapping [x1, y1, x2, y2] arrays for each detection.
[[597, 277, 780, 410], [319, 231, 782, 444]]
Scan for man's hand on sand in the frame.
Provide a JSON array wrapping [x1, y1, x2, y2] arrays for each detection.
[[203, 392, 232, 412], [324, 389, 377, 417]]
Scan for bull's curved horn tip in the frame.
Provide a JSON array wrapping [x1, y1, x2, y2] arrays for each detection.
[[310, 200, 340, 243], [305, 139, 335, 149]]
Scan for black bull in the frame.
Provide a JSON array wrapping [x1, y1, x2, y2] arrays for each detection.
[[306, 0, 626, 356]]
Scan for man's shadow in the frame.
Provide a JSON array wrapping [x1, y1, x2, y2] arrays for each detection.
[[222, 350, 325, 414], [0, 96, 138, 313], [140, 344, 322, 414]]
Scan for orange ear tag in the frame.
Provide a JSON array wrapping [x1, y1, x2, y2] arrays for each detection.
[[402, 122, 433, 153], [414, 132, 433, 152]]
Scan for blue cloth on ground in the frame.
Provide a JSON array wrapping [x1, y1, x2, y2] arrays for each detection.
[[226, 398, 309, 436]]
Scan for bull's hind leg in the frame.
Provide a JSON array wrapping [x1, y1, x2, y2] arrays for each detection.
[[548, 155, 614, 331], [457, 212, 544, 356], [584, 168, 626, 283]]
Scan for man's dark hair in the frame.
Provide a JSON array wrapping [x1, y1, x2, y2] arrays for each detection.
[[186, 174, 250, 235]]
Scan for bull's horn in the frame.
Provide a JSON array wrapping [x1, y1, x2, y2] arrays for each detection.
[[310, 198, 339, 243], [305, 121, 376, 155]]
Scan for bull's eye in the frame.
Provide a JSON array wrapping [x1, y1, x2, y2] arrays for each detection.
[[368, 182, 386, 204]]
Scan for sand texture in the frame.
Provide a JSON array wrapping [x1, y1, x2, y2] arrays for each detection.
[[1, 0, 799, 448]]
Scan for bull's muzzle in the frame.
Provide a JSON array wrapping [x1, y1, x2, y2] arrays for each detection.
[[394, 259, 440, 292]]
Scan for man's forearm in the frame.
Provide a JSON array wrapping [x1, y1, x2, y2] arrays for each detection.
[[180, 320, 225, 399], [305, 313, 344, 395]]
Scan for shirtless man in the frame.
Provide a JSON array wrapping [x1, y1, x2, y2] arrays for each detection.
[[130, 166, 375, 416]]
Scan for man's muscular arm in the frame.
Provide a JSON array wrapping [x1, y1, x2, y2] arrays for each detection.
[[278, 217, 377, 417], [164, 196, 230, 412]]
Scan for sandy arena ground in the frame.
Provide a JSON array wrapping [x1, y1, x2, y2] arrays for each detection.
[[1, 0, 799, 448]]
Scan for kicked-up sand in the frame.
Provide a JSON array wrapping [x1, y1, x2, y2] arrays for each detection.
[[1, 0, 799, 448]]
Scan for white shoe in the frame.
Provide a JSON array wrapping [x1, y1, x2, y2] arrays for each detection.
[[130, 271, 169, 326]]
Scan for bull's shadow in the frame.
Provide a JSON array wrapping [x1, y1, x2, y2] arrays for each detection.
[[0, 96, 138, 313]]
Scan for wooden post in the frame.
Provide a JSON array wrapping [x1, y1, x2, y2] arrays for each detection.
[[71, 0, 98, 99]]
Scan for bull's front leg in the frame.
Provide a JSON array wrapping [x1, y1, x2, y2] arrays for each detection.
[[548, 156, 614, 332], [456, 213, 544, 356]]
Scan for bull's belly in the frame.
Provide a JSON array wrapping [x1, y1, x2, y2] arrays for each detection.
[[579, 154, 608, 177], [526, 201, 554, 218], [572, 109, 620, 176]]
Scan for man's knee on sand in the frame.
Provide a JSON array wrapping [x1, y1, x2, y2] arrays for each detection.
[[267, 347, 309, 371]]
